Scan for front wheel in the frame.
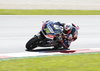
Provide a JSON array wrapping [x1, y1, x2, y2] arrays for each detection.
[[26, 35, 39, 51]]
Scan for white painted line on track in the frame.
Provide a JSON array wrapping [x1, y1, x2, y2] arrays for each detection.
[[0, 48, 100, 59], [0, 52, 64, 59]]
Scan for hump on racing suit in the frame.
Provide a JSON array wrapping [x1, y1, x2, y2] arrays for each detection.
[[42, 20, 64, 39]]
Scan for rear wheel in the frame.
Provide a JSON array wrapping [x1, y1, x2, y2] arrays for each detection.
[[26, 35, 39, 51]]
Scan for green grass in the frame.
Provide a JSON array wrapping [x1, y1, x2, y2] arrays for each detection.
[[0, 9, 100, 15], [0, 53, 100, 71]]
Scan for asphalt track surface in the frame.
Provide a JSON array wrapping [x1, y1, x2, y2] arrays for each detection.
[[0, 15, 100, 54]]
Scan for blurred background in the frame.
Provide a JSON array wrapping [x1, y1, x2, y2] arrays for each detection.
[[0, 0, 100, 10]]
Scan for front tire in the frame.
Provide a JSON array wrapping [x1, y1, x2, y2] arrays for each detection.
[[26, 35, 39, 51]]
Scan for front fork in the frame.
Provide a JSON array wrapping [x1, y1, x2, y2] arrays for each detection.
[[54, 35, 69, 49], [60, 40, 69, 49]]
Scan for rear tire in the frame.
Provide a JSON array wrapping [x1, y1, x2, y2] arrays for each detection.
[[26, 35, 39, 51]]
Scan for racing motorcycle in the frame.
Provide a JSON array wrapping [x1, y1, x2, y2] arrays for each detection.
[[26, 23, 68, 51]]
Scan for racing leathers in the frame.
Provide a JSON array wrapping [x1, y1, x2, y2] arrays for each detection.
[[62, 24, 78, 48]]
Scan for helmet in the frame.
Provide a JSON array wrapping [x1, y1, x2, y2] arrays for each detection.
[[63, 24, 72, 34], [65, 25, 72, 31]]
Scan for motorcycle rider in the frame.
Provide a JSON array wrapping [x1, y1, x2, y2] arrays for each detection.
[[42, 20, 79, 49], [62, 23, 79, 49]]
